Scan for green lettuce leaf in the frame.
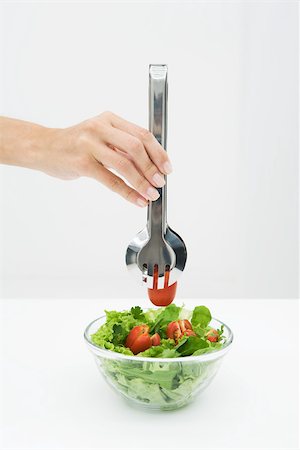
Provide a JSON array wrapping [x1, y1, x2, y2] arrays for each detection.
[[191, 306, 212, 328], [150, 304, 182, 336], [91, 308, 143, 352], [138, 338, 178, 358], [99, 355, 220, 409], [176, 336, 209, 356]]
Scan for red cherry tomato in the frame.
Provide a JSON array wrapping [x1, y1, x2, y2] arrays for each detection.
[[150, 333, 161, 346], [166, 320, 182, 341], [125, 325, 161, 354], [129, 333, 152, 354], [184, 329, 196, 337], [125, 325, 149, 349], [148, 282, 177, 307], [205, 328, 219, 343], [166, 319, 196, 342]]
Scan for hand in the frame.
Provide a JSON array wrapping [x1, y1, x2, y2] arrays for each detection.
[[0, 113, 172, 207]]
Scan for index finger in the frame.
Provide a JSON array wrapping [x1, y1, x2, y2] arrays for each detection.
[[105, 112, 173, 175]]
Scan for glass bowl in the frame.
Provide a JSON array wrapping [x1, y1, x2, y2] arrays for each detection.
[[84, 316, 233, 411]]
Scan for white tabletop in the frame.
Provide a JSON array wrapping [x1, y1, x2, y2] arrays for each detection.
[[1, 298, 298, 450]]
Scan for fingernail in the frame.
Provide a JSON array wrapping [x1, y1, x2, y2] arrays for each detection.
[[163, 161, 173, 174], [146, 186, 160, 201], [152, 173, 165, 187], [136, 197, 148, 208]]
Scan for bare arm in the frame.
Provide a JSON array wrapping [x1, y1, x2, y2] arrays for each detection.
[[0, 113, 172, 207]]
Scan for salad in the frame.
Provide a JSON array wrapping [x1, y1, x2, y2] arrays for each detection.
[[91, 304, 225, 358], [89, 304, 229, 409]]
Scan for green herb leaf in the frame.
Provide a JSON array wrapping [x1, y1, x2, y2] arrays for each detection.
[[130, 306, 145, 320], [191, 306, 212, 328]]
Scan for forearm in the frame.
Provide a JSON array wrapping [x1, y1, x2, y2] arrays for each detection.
[[0, 112, 172, 206], [0, 116, 53, 170]]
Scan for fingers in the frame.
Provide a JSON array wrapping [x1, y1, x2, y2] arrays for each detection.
[[102, 112, 173, 175], [75, 112, 175, 206], [100, 125, 166, 188], [89, 162, 149, 207], [100, 148, 160, 202]]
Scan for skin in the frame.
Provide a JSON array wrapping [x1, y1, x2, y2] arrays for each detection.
[[0, 112, 173, 207]]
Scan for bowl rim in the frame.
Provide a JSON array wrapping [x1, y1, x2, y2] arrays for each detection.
[[84, 313, 234, 363]]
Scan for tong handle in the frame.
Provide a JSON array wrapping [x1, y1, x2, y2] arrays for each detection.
[[147, 64, 168, 238]]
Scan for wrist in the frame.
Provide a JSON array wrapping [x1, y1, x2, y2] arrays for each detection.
[[0, 117, 60, 171], [26, 125, 62, 172]]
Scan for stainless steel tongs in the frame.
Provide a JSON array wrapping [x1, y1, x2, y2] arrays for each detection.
[[126, 64, 187, 289]]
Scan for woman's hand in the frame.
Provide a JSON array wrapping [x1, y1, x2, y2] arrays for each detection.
[[0, 113, 172, 207]]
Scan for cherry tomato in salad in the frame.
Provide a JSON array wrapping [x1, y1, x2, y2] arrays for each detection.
[[184, 329, 197, 337], [150, 333, 161, 346], [125, 325, 149, 349], [166, 319, 196, 342], [129, 333, 152, 354], [205, 328, 219, 343], [147, 265, 177, 306], [166, 320, 181, 341], [125, 325, 161, 354]]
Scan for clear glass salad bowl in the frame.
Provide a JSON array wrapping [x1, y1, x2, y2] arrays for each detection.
[[84, 316, 233, 411]]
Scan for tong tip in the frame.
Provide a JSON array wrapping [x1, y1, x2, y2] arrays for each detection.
[[149, 64, 168, 79]]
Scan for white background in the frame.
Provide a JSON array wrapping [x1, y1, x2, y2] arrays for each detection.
[[0, 298, 299, 450], [0, 1, 298, 299], [0, 4, 299, 450]]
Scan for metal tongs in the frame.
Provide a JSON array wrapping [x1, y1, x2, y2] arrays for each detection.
[[126, 64, 187, 289]]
